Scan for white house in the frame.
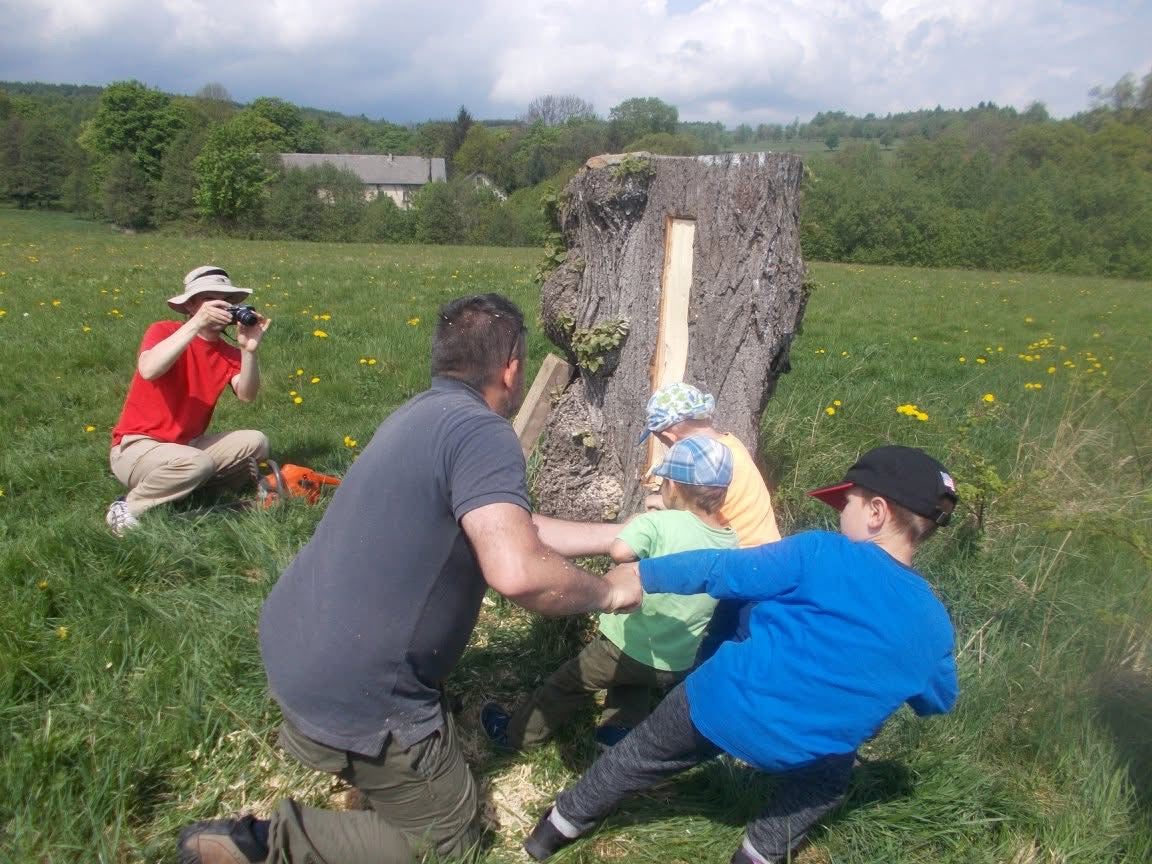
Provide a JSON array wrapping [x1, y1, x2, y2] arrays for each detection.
[[278, 153, 447, 209]]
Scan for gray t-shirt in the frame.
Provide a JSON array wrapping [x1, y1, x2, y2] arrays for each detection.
[[260, 376, 529, 755]]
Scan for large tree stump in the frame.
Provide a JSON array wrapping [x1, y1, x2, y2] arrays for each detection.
[[533, 152, 809, 521]]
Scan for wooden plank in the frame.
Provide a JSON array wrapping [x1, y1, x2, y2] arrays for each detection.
[[512, 353, 572, 458], [645, 216, 696, 474]]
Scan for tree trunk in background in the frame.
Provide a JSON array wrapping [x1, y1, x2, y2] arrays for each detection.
[[534, 152, 810, 521]]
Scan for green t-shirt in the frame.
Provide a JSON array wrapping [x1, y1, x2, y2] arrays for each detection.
[[598, 510, 738, 671]]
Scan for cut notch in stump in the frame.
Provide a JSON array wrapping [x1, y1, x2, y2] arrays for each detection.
[[512, 353, 573, 458]]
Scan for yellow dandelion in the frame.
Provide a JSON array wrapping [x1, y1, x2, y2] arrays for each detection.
[[55, 626, 69, 639], [840, 351, 849, 357], [0, 310, 6, 316], [313, 330, 328, 338], [359, 358, 367, 364], [833, 400, 842, 406], [915, 411, 929, 421], [310, 377, 320, 384], [295, 368, 304, 376], [1047, 366, 1055, 374], [51, 299, 61, 307], [82, 325, 91, 332], [84, 425, 95, 432], [982, 393, 995, 403], [407, 317, 421, 326], [344, 435, 358, 448], [368, 358, 377, 365], [1025, 316, 1034, 323], [825, 406, 836, 416], [38, 580, 48, 589], [958, 356, 966, 363], [320, 314, 331, 321], [976, 357, 986, 364], [293, 396, 303, 404]]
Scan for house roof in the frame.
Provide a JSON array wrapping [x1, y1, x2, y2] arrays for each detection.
[[279, 153, 447, 185]]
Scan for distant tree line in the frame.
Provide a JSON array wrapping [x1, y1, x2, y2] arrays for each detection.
[[0, 73, 1150, 277]]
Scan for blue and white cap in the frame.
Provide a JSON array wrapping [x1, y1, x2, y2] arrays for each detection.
[[638, 382, 716, 443], [650, 435, 733, 488]]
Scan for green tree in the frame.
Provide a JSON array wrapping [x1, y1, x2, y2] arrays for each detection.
[[153, 128, 207, 223], [608, 97, 678, 148], [102, 151, 152, 228], [824, 133, 840, 151], [444, 106, 473, 170], [193, 111, 291, 224], [411, 181, 463, 243], [80, 80, 187, 181], [0, 112, 70, 207], [524, 94, 597, 126]]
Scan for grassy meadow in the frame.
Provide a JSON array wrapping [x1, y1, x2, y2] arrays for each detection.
[[1, 207, 1150, 863]]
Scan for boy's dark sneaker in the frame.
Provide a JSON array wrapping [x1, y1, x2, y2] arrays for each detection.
[[480, 702, 513, 750], [523, 808, 578, 861], [178, 815, 269, 864], [593, 724, 632, 752]]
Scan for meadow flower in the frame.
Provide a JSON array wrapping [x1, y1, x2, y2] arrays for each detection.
[[833, 400, 841, 406], [407, 317, 420, 326], [982, 393, 996, 403], [313, 330, 328, 338], [38, 580, 48, 589], [82, 325, 91, 332], [958, 356, 966, 363], [311, 377, 320, 383], [293, 396, 303, 404], [0, 309, 6, 316], [51, 299, 61, 307], [1025, 317, 1034, 323], [55, 626, 68, 639], [1025, 383, 1044, 390], [368, 358, 377, 365], [295, 368, 304, 376], [344, 435, 358, 448], [320, 314, 331, 321], [825, 406, 836, 416], [1047, 366, 1056, 374], [84, 425, 95, 432]]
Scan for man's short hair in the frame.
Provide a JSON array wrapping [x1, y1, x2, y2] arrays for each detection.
[[432, 294, 525, 392]]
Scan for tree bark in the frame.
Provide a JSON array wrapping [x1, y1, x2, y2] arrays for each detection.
[[534, 152, 809, 520]]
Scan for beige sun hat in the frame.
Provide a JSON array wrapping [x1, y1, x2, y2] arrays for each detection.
[[167, 265, 252, 313]]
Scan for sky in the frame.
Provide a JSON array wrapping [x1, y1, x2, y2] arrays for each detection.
[[2, 0, 1150, 126]]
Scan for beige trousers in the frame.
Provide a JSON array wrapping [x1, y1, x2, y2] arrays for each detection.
[[109, 430, 269, 516]]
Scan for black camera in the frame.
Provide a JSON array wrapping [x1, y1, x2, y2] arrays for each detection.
[[227, 304, 259, 326]]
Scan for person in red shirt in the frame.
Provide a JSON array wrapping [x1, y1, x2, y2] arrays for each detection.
[[106, 266, 271, 536]]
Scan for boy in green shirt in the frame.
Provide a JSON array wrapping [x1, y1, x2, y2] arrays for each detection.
[[483, 435, 738, 751]]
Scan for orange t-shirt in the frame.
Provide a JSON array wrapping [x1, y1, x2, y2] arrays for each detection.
[[715, 433, 781, 547]]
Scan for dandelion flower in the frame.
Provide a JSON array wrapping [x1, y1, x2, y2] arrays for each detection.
[[320, 314, 331, 321], [313, 330, 328, 338], [368, 358, 377, 366], [293, 396, 303, 404], [55, 626, 69, 639], [915, 412, 929, 421], [295, 368, 304, 376], [407, 317, 420, 326], [1025, 316, 1034, 323], [38, 580, 48, 589], [825, 406, 836, 416], [359, 358, 367, 364], [84, 425, 95, 432], [310, 377, 320, 384], [344, 435, 358, 448], [82, 325, 91, 332], [982, 393, 995, 403], [958, 356, 966, 363], [833, 400, 842, 406], [51, 299, 61, 307], [976, 357, 986, 364], [1047, 366, 1055, 374], [290, 390, 297, 396]]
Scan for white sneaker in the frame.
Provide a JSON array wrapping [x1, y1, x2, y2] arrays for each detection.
[[106, 498, 140, 537]]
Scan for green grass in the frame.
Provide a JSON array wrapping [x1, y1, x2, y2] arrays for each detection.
[[1, 208, 1150, 863]]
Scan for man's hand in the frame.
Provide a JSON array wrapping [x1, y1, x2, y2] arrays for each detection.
[[602, 562, 643, 613], [237, 313, 271, 353], [189, 299, 234, 334]]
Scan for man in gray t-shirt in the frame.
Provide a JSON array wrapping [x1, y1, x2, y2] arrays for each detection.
[[178, 295, 642, 864]]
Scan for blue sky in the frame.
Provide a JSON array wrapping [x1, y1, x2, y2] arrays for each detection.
[[1, 0, 1149, 125]]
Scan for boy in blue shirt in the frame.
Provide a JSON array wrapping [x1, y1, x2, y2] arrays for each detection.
[[483, 435, 739, 751], [522, 445, 960, 864]]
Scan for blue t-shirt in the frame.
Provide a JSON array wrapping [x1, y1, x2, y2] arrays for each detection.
[[640, 531, 958, 772]]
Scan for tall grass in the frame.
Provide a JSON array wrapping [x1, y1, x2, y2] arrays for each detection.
[[0, 209, 1149, 862]]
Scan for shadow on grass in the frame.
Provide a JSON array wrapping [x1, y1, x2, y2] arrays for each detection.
[[1096, 664, 1152, 820]]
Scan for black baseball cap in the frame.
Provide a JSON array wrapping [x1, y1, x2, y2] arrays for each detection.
[[807, 445, 958, 526]]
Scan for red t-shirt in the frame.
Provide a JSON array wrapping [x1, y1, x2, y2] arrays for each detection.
[[111, 320, 242, 446]]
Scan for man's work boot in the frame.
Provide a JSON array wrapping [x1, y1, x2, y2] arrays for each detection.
[[177, 815, 268, 864]]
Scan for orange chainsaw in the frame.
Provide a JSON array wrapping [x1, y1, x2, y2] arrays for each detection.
[[258, 460, 342, 508]]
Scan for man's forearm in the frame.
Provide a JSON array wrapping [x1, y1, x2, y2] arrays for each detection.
[[138, 322, 199, 379], [504, 551, 613, 615], [234, 351, 260, 402], [532, 514, 621, 558]]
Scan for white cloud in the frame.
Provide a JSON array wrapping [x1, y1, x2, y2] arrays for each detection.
[[1, 0, 1149, 123]]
